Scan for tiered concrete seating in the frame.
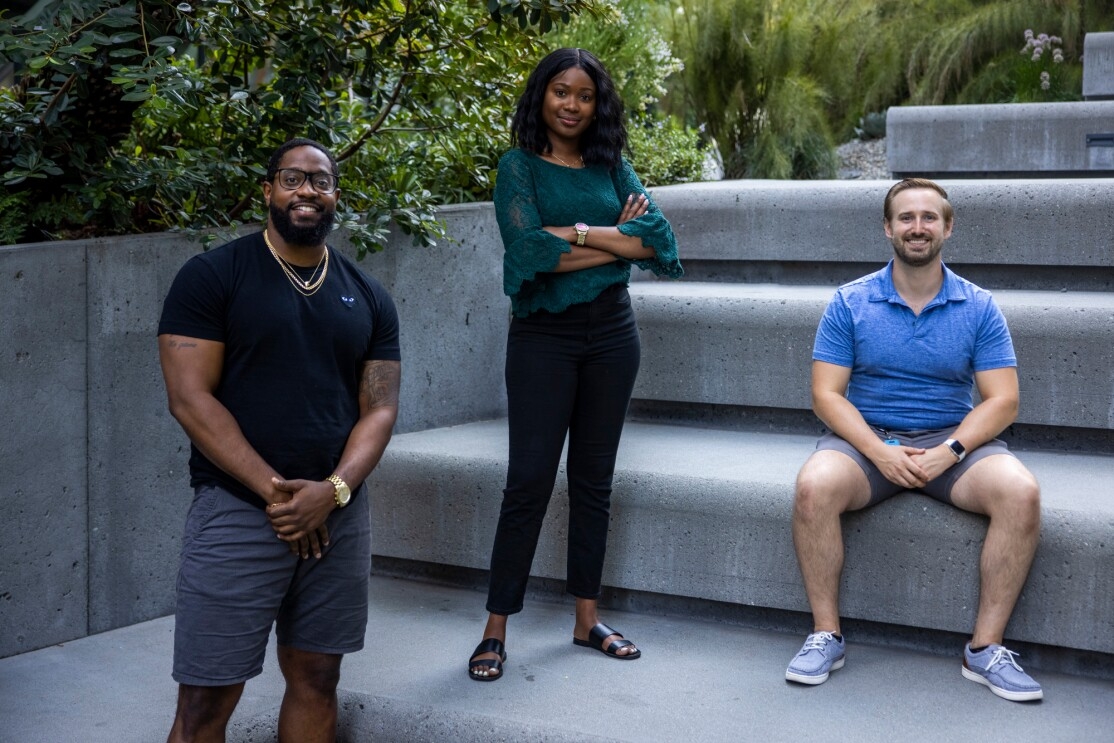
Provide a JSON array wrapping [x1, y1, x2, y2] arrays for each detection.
[[368, 178, 1114, 659]]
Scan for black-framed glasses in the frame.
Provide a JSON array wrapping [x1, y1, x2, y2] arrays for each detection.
[[274, 168, 339, 194]]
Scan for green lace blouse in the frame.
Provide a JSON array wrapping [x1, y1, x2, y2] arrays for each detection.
[[494, 148, 683, 317]]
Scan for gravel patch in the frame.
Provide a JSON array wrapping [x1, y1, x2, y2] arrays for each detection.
[[836, 137, 889, 180]]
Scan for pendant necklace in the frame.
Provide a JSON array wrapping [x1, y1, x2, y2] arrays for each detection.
[[263, 229, 329, 297], [548, 151, 584, 168]]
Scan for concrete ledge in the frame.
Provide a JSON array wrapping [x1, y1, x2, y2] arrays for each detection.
[[650, 179, 1114, 267], [630, 282, 1114, 431], [1083, 32, 1114, 100], [886, 102, 1114, 176], [368, 419, 1114, 654]]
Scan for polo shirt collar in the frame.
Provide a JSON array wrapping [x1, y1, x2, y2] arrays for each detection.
[[869, 259, 967, 308]]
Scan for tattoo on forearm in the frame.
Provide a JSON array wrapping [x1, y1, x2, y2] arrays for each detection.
[[361, 361, 401, 411]]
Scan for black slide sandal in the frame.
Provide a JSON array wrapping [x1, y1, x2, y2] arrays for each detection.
[[573, 622, 641, 660], [468, 637, 507, 681]]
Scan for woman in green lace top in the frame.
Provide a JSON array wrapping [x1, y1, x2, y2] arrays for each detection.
[[468, 48, 683, 682]]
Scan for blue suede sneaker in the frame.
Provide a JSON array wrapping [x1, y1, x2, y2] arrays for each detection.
[[785, 631, 845, 685], [962, 643, 1043, 701]]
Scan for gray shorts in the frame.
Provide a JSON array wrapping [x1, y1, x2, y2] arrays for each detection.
[[173, 483, 371, 686], [816, 428, 1014, 506]]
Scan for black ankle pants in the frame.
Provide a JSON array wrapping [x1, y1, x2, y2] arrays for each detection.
[[486, 284, 641, 615]]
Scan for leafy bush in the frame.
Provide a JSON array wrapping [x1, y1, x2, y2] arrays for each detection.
[[0, 189, 26, 245], [668, 0, 838, 179], [627, 116, 705, 186], [0, 0, 607, 252], [855, 112, 888, 141]]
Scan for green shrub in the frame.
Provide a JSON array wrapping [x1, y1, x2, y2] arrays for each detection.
[[627, 116, 705, 186], [0, 0, 606, 252], [0, 189, 27, 245]]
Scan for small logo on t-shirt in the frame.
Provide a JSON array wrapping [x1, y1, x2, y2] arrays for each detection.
[[340, 295, 356, 307]]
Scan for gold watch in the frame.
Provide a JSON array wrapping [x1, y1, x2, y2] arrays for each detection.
[[327, 475, 351, 508], [574, 222, 589, 246]]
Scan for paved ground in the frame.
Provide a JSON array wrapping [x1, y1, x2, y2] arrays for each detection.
[[3, 575, 1112, 742]]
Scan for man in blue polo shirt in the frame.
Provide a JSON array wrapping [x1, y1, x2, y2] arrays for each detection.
[[785, 178, 1043, 702]]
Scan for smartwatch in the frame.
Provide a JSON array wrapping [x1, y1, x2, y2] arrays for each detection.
[[574, 222, 589, 246], [944, 438, 966, 463]]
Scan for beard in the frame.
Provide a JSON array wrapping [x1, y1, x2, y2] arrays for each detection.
[[891, 233, 944, 268], [270, 200, 336, 246]]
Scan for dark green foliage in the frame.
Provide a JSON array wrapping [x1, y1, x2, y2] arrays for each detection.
[[0, 189, 26, 245], [0, 0, 604, 252], [628, 116, 705, 186], [855, 113, 888, 141]]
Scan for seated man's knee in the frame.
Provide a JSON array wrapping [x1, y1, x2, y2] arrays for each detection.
[[794, 454, 861, 518], [978, 461, 1041, 527], [1010, 470, 1041, 526]]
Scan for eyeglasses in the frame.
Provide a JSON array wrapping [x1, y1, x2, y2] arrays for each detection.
[[274, 168, 339, 194]]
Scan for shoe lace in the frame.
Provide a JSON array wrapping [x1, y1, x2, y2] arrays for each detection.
[[985, 646, 1024, 672], [802, 632, 836, 652]]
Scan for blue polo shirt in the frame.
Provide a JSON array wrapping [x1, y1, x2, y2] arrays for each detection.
[[813, 260, 1016, 431]]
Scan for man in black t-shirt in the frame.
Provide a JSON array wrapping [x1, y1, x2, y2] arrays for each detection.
[[158, 138, 401, 742]]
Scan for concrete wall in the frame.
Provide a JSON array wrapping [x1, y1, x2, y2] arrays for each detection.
[[1, 245, 89, 654], [886, 101, 1114, 177], [0, 207, 508, 657], [1083, 32, 1114, 100]]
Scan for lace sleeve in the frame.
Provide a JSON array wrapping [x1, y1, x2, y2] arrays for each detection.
[[612, 159, 683, 279], [494, 151, 573, 297]]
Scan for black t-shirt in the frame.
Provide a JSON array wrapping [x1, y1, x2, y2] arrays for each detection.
[[158, 231, 401, 505]]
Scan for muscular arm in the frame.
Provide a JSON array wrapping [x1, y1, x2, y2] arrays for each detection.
[[811, 360, 930, 489], [158, 334, 286, 504], [330, 359, 402, 489]]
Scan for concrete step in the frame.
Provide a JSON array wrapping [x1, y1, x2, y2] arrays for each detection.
[[628, 282, 1114, 432], [3, 575, 1112, 743], [369, 419, 1114, 657], [887, 101, 1114, 177], [649, 179, 1114, 278]]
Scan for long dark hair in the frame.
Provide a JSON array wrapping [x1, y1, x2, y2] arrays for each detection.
[[510, 48, 626, 169]]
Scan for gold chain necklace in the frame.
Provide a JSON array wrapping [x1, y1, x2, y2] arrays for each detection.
[[263, 229, 329, 297], [548, 151, 584, 168]]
